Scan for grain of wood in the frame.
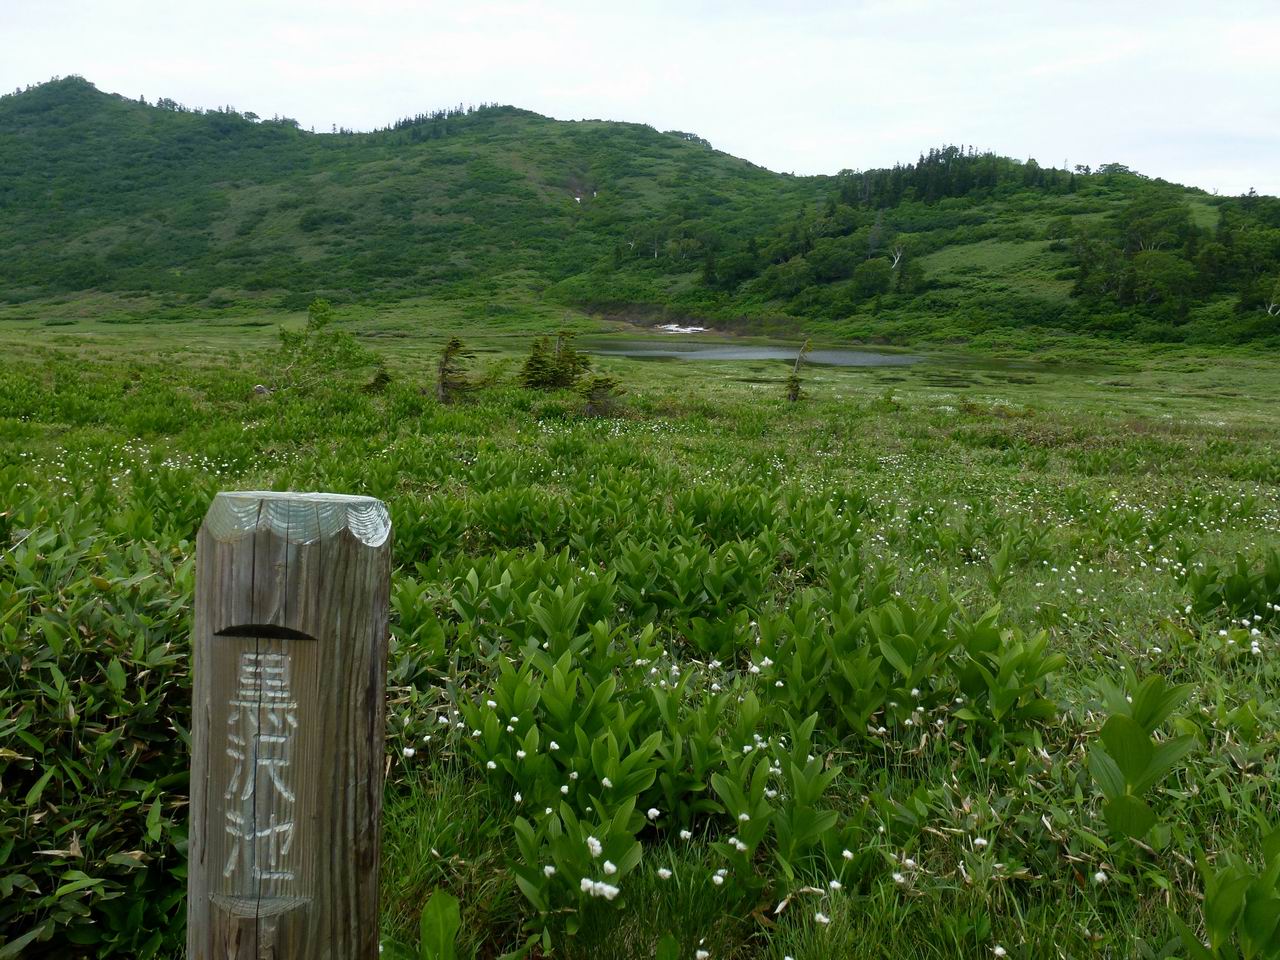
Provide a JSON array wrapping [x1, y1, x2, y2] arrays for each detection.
[[187, 492, 391, 960]]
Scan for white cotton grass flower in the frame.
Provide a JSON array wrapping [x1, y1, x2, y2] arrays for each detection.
[[828, 879, 842, 891], [680, 829, 693, 840], [402, 747, 415, 758], [486, 699, 497, 708], [657, 867, 672, 879], [696, 951, 710, 960], [815, 911, 830, 925], [738, 812, 750, 822], [993, 947, 1006, 958], [586, 836, 603, 858], [513, 792, 521, 803], [1094, 870, 1108, 884], [893, 872, 906, 884], [602, 777, 613, 788], [486, 760, 497, 770], [549, 740, 560, 751], [580, 877, 593, 893], [972, 837, 989, 849], [647, 808, 661, 820], [543, 864, 556, 877], [602, 860, 617, 876], [842, 848, 854, 861], [711, 873, 725, 886], [515, 749, 526, 759]]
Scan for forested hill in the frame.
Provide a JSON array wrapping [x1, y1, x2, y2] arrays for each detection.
[[3, 76, 1279, 345]]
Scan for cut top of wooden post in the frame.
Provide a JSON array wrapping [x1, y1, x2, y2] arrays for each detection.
[[203, 490, 391, 547]]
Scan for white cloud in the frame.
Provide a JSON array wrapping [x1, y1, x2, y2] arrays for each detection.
[[2, 0, 1277, 194]]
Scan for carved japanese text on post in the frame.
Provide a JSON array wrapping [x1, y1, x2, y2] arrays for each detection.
[[222, 650, 298, 885]]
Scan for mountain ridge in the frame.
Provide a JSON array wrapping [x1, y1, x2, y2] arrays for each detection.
[[2, 76, 1277, 345]]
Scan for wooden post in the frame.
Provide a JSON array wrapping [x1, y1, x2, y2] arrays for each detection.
[[187, 492, 392, 959]]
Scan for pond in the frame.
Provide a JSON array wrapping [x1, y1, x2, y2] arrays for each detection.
[[583, 338, 921, 367]]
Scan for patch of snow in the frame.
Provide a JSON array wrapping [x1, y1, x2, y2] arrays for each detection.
[[656, 323, 708, 334]]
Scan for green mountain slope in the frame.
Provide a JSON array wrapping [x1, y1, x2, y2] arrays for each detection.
[[3, 76, 1278, 344]]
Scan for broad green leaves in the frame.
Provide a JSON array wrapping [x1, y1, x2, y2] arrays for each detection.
[[419, 889, 462, 960], [1089, 676, 1195, 840], [1174, 828, 1280, 959]]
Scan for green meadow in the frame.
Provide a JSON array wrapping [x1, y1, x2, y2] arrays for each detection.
[[2, 301, 1278, 958]]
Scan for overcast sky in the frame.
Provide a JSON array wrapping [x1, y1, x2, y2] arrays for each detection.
[[5, 0, 1278, 195]]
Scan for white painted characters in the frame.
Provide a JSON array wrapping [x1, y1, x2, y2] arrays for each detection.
[[222, 651, 299, 883]]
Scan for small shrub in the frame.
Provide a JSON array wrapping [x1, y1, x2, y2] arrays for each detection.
[[520, 331, 590, 390]]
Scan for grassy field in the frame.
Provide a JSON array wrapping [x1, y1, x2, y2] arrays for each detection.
[[1, 304, 1278, 959]]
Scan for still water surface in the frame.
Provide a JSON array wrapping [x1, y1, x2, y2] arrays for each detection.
[[584, 338, 920, 367]]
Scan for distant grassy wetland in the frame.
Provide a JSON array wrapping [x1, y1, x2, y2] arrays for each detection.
[[1, 77, 1279, 960]]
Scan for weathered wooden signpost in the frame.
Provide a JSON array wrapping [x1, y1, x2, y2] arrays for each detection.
[[187, 492, 392, 959]]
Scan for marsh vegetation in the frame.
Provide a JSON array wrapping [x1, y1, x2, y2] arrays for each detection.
[[1, 306, 1277, 958]]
